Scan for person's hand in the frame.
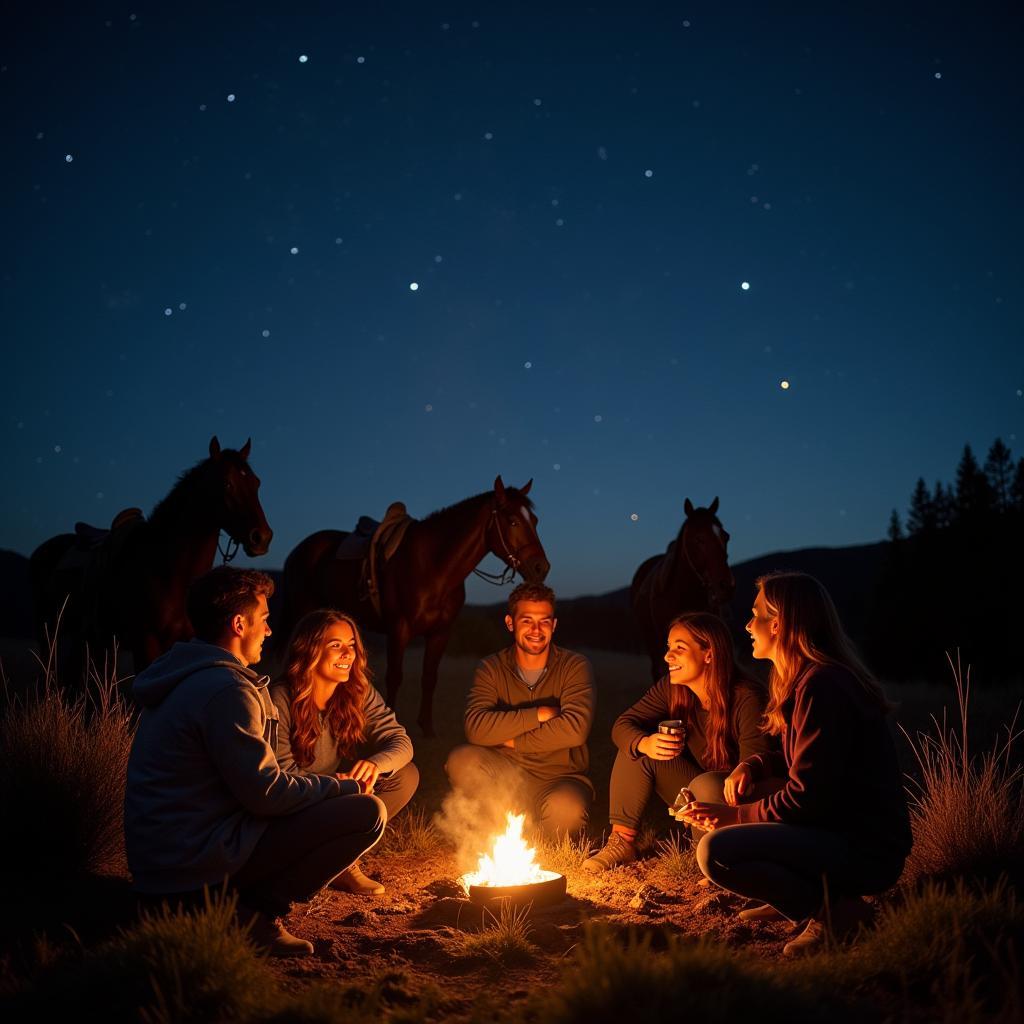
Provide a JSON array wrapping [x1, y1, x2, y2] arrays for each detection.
[[674, 800, 739, 830], [723, 763, 754, 806], [347, 760, 381, 793], [536, 705, 559, 723], [637, 732, 684, 760]]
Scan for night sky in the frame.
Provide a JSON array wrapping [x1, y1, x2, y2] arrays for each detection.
[[3, 4, 1021, 601]]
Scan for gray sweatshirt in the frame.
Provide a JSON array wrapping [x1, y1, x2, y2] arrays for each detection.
[[464, 645, 595, 787], [270, 683, 414, 776], [124, 639, 357, 894]]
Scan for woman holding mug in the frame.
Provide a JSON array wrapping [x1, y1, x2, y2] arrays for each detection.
[[583, 611, 771, 872]]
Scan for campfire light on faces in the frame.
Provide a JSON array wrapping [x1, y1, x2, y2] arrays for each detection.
[[461, 812, 567, 909]]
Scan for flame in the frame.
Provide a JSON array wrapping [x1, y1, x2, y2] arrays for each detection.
[[461, 811, 559, 888]]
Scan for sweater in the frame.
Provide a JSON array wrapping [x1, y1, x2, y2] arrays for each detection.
[[269, 682, 414, 776], [736, 664, 912, 861], [125, 639, 357, 894], [612, 675, 773, 769], [464, 644, 595, 786]]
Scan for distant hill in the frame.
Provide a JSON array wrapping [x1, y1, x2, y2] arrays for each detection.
[[0, 550, 32, 639]]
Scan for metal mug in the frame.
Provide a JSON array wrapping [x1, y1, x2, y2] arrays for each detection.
[[658, 719, 685, 737]]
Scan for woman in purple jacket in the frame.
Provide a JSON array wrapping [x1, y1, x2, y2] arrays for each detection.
[[680, 572, 911, 955]]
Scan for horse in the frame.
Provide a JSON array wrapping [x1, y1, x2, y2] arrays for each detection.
[[280, 476, 549, 736], [630, 497, 735, 679], [30, 436, 273, 681]]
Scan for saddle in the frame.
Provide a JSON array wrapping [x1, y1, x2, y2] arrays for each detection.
[[334, 502, 415, 617]]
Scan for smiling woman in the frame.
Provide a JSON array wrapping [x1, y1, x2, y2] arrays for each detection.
[[271, 610, 419, 896]]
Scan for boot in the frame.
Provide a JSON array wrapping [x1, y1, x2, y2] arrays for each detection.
[[738, 902, 785, 922], [330, 861, 385, 895], [243, 909, 313, 957], [783, 918, 825, 956], [581, 831, 637, 873]]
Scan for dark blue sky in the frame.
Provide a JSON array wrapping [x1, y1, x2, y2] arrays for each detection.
[[3, 3, 1021, 599]]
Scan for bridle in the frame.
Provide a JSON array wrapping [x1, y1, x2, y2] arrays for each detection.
[[682, 519, 728, 606], [218, 534, 240, 564], [472, 502, 537, 585]]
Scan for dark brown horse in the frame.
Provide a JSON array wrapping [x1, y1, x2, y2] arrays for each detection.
[[30, 436, 272, 678], [631, 497, 735, 679], [280, 476, 549, 735]]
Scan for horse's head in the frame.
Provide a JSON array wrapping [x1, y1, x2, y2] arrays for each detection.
[[207, 436, 273, 557], [490, 475, 550, 583], [681, 496, 734, 613]]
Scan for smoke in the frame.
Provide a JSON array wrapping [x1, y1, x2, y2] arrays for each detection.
[[433, 765, 534, 872]]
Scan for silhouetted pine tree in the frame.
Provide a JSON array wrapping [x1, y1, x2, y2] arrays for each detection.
[[906, 478, 935, 534], [887, 509, 903, 542], [932, 481, 955, 529], [954, 445, 994, 524], [984, 438, 1014, 514], [1012, 458, 1024, 512]]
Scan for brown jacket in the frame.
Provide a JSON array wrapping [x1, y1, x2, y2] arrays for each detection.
[[464, 645, 595, 788], [737, 664, 912, 863]]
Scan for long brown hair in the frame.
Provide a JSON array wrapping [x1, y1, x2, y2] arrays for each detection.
[[757, 572, 890, 736], [283, 609, 371, 768], [666, 611, 749, 771]]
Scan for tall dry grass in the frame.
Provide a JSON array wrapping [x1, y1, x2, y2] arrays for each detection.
[[900, 653, 1024, 885], [0, 637, 135, 882]]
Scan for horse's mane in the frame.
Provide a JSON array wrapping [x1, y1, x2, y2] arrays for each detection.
[[149, 449, 248, 522], [421, 488, 534, 524]]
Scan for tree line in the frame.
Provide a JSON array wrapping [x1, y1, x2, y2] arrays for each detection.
[[867, 438, 1022, 684]]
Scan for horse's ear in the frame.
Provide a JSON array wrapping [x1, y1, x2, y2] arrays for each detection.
[[709, 496, 719, 514], [520, 478, 533, 496], [684, 498, 694, 516], [239, 438, 252, 460], [209, 436, 221, 458], [494, 475, 507, 501]]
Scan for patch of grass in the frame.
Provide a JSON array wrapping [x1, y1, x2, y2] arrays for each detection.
[[533, 829, 593, 878], [6, 890, 281, 1022], [448, 902, 538, 965], [0, 645, 134, 883], [901, 655, 1024, 885], [792, 877, 1023, 1022], [649, 830, 701, 889], [534, 923, 848, 1023], [375, 805, 450, 858]]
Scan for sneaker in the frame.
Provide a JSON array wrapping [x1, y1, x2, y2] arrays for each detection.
[[330, 862, 386, 895], [581, 832, 637, 873], [783, 917, 825, 956], [738, 902, 785, 922], [244, 910, 314, 957]]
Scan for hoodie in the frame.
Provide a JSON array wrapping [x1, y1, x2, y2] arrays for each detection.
[[125, 639, 358, 893]]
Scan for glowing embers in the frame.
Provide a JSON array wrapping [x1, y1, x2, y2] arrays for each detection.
[[461, 811, 567, 909]]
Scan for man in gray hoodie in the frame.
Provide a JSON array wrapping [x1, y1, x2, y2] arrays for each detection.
[[125, 566, 386, 956]]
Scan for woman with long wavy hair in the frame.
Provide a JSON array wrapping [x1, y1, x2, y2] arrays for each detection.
[[271, 609, 419, 895], [582, 611, 772, 872], [681, 573, 911, 955]]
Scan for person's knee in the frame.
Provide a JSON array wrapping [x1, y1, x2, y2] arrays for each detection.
[[445, 744, 492, 788], [689, 771, 727, 803], [540, 788, 590, 836], [695, 829, 735, 883]]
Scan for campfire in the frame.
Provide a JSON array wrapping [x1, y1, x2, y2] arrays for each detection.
[[461, 811, 567, 909]]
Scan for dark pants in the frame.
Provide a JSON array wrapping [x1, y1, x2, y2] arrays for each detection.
[[608, 749, 728, 829], [373, 762, 420, 820], [231, 793, 386, 916], [445, 744, 592, 836], [696, 823, 905, 922]]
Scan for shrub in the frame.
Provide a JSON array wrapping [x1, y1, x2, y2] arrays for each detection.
[[532, 829, 593, 878], [901, 655, 1024, 885], [534, 924, 845, 1023], [374, 804, 448, 858], [649, 830, 701, 889], [0, 652, 135, 882], [6, 891, 281, 1022], [792, 877, 1023, 1021]]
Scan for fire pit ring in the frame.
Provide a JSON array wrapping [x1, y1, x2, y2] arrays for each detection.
[[466, 871, 567, 910]]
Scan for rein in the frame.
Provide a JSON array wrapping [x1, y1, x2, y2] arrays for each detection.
[[472, 506, 523, 586], [218, 534, 240, 564]]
